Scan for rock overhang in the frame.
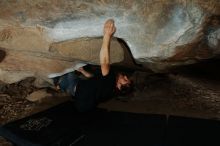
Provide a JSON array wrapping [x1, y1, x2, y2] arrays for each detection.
[[0, 0, 219, 83]]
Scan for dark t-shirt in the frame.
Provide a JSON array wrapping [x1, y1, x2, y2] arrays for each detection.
[[74, 70, 116, 112]]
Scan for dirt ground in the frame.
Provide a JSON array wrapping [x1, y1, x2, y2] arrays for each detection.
[[1, 58, 220, 145]]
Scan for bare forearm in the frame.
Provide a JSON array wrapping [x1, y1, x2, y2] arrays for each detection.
[[77, 67, 93, 78], [80, 70, 93, 78], [100, 19, 116, 76], [100, 35, 111, 65]]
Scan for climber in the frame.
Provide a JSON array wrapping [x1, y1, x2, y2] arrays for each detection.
[[53, 19, 133, 112]]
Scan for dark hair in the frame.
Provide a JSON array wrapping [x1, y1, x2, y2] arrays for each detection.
[[115, 71, 134, 96], [116, 80, 134, 96]]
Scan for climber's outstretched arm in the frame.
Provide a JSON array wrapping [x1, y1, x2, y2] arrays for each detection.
[[100, 19, 116, 76]]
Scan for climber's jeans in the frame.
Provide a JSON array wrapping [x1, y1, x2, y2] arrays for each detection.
[[58, 72, 80, 96]]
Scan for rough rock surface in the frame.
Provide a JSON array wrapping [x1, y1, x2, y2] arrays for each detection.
[[0, 0, 220, 83], [26, 89, 52, 102], [1, 1, 220, 145]]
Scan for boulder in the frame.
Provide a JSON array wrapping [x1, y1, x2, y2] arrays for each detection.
[[0, 0, 219, 83]]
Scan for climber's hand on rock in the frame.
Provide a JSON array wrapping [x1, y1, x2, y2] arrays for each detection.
[[103, 19, 116, 37]]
